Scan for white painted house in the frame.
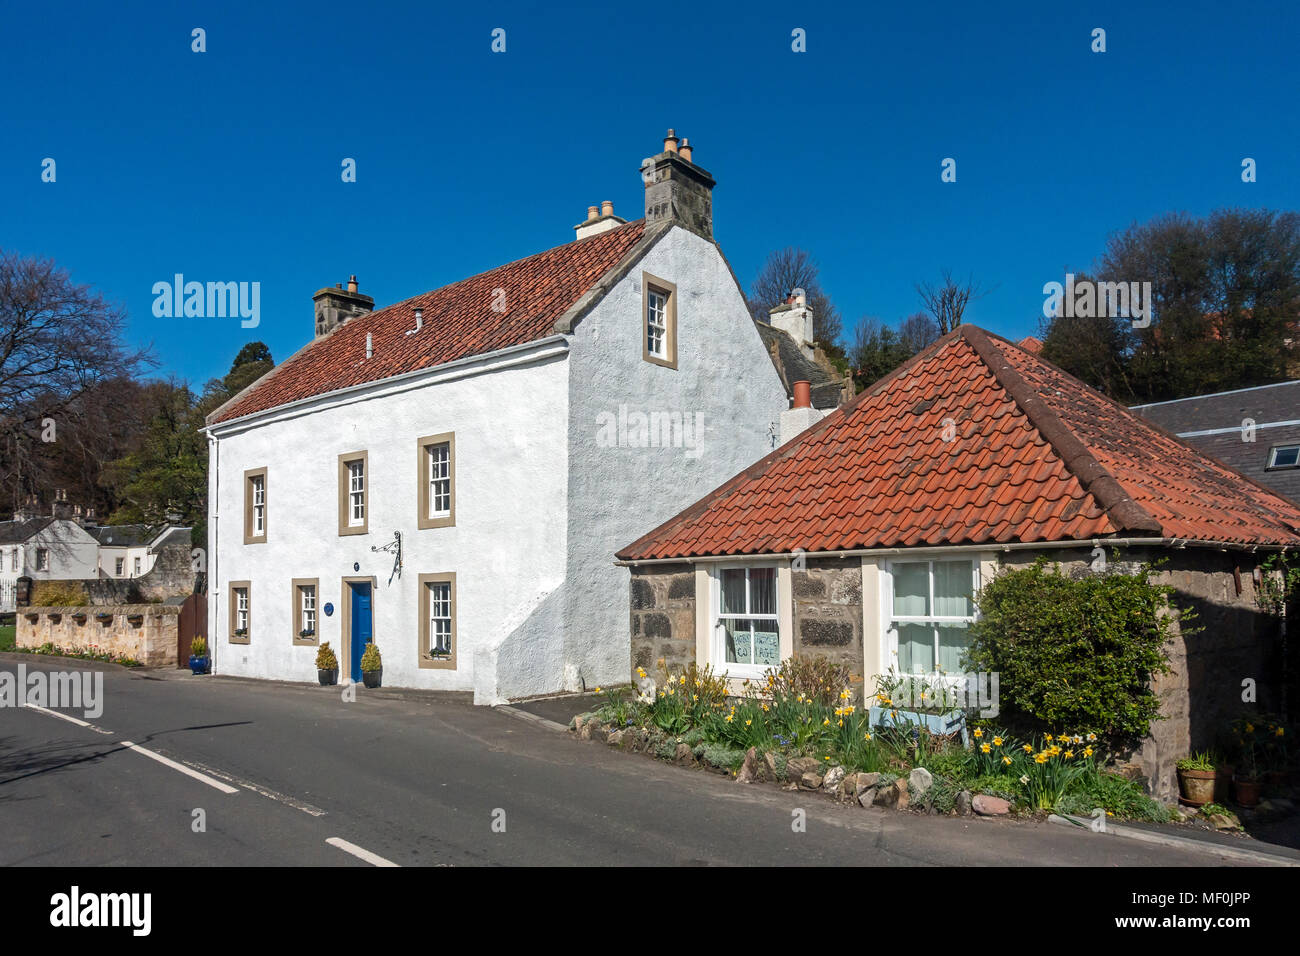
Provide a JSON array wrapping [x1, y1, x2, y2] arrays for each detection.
[[204, 130, 827, 703], [0, 517, 100, 611]]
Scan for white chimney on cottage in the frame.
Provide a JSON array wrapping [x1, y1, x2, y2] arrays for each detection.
[[574, 200, 626, 241], [779, 380, 826, 444], [769, 289, 815, 360]]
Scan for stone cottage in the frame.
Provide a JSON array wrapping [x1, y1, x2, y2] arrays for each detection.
[[617, 324, 1300, 799]]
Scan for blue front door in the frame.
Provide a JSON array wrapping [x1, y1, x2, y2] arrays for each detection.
[[350, 583, 372, 683]]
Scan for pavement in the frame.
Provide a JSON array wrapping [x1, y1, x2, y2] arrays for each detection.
[[0, 652, 1294, 867]]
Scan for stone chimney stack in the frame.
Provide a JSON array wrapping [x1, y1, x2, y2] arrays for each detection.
[[642, 128, 715, 240], [314, 275, 374, 338], [768, 289, 816, 359]]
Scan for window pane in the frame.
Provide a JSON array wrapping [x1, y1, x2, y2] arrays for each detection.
[[753, 627, 780, 666], [933, 560, 973, 617], [1274, 447, 1299, 467], [892, 563, 929, 617], [749, 567, 776, 615], [720, 569, 746, 615], [937, 622, 970, 673], [724, 620, 752, 665], [897, 623, 933, 674]]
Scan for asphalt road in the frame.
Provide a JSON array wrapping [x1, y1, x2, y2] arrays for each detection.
[[0, 654, 1279, 867]]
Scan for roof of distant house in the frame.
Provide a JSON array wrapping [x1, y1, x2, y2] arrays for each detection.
[[0, 517, 54, 545], [618, 325, 1300, 560], [208, 220, 651, 425], [92, 524, 154, 547]]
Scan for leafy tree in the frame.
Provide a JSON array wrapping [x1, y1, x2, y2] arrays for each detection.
[[850, 318, 914, 390]]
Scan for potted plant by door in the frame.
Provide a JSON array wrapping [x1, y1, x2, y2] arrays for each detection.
[[316, 642, 339, 686], [188, 636, 211, 675], [1175, 752, 1217, 806], [1230, 718, 1263, 807], [361, 642, 382, 688]]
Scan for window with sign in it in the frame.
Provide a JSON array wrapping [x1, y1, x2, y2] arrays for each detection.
[[717, 566, 780, 676], [887, 559, 976, 676]]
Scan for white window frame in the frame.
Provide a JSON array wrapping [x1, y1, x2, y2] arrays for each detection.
[[710, 563, 783, 680], [646, 288, 668, 358], [235, 587, 250, 632], [301, 584, 316, 635], [11, 548, 18, 571], [35, 547, 50, 571], [428, 581, 452, 654], [133, 556, 142, 577], [881, 556, 983, 679], [1267, 444, 1300, 470], [348, 459, 366, 526], [115, 557, 124, 576], [428, 443, 451, 518], [252, 475, 265, 535]]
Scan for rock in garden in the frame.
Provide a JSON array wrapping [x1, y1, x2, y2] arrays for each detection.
[[972, 795, 1010, 816], [874, 782, 898, 808], [856, 772, 882, 797], [908, 767, 933, 796], [589, 724, 609, 743], [765, 751, 781, 778], [1209, 812, 1241, 830], [736, 747, 761, 784], [675, 743, 694, 764], [956, 790, 973, 816], [858, 787, 877, 809], [822, 766, 846, 793], [839, 773, 859, 800], [894, 779, 910, 810], [800, 772, 824, 790], [786, 757, 821, 778], [572, 714, 587, 732], [606, 729, 625, 746]]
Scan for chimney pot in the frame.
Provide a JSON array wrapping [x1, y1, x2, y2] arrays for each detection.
[[679, 138, 692, 162], [793, 381, 812, 409], [415, 307, 423, 330], [587, 205, 599, 221], [365, 332, 373, 359], [347, 275, 358, 293], [601, 200, 614, 217], [663, 129, 679, 153]]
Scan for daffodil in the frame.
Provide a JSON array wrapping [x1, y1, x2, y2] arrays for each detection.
[[973, 728, 984, 739], [1002, 756, 1012, 766], [993, 736, 1003, 746], [980, 743, 991, 754]]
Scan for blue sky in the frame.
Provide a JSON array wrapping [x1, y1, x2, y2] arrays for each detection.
[[3, 0, 1297, 386]]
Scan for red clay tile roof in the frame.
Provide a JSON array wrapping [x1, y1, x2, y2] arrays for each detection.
[[209, 220, 648, 424], [618, 325, 1300, 560]]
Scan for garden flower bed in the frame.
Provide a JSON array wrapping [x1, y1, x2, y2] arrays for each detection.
[[570, 659, 1173, 823]]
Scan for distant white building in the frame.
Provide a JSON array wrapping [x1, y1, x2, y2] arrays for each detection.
[[0, 517, 100, 611], [92, 524, 190, 579], [203, 130, 837, 703]]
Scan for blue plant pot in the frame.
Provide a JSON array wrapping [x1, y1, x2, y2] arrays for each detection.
[[868, 705, 967, 745], [188, 655, 211, 675]]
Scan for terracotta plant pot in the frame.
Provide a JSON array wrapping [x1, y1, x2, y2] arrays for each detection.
[[1233, 776, 1263, 808], [1177, 768, 1216, 805]]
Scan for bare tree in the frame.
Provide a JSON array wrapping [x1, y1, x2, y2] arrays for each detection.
[[916, 269, 988, 334], [748, 247, 844, 348], [0, 250, 152, 512], [897, 312, 940, 353]]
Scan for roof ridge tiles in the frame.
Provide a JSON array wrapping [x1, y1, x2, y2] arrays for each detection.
[[957, 325, 1163, 536]]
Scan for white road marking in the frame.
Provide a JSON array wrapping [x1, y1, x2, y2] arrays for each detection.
[[183, 759, 327, 816], [118, 741, 240, 794], [22, 704, 115, 734], [327, 837, 399, 867]]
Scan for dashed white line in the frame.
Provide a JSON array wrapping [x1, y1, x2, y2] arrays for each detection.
[[118, 741, 240, 794], [23, 704, 114, 734], [183, 759, 327, 816], [326, 837, 399, 867]]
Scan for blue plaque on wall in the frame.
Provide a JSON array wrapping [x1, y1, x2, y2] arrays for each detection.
[[324, 603, 334, 617]]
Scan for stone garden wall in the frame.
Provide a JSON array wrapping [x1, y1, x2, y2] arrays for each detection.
[[791, 557, 864, 680], [17, 605, 180, 667], [629, 563, 696, 675]]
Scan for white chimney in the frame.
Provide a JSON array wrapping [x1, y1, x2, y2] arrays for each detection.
[[779, 380, 826, 444], [574, 199, 626, 240], [769, 288, 815, 359]]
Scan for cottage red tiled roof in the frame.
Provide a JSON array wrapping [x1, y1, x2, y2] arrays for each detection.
[[209, 220, 648, 424], [617, 325, 1300, 560]]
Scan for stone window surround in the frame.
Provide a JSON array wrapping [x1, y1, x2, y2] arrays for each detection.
[[229, 580, 251, 644], [642, 271, 678, 370], [243, 467, 267, 545], [417, 571, 457, 669], [337, 450, 369, 536], [291, 577, 320, 646], [416, 433, 456, 530]]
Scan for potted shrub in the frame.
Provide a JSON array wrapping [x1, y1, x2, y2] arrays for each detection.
[[1230, 717, 1264, 807], [316, 642, 339, 686], [361, 642, 382, 688], [1175, 752, 1216, 805], [188, 636, 211, 675]]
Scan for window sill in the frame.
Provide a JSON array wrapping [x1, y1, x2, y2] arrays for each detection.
[[419, 655, 456, 670]]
